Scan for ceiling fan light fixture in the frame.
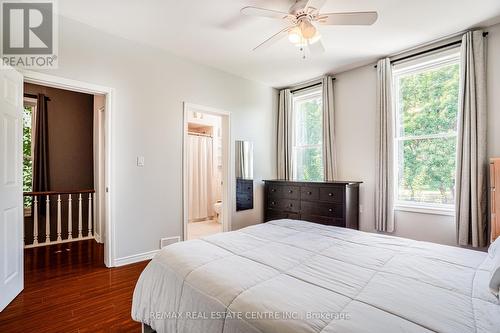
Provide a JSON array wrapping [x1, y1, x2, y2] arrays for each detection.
[[299, 20, 316, 39], [294, 39, 307, 48], [288, 26, 302, 44], [308, 31, 321, 45]]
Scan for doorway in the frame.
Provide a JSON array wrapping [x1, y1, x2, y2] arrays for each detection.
[[0, 68, 115, 312], [183, 103, 231, 240], [22, 70, 115, 267]]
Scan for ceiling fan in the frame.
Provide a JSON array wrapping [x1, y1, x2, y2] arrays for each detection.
[[241, 0, 378, 57]]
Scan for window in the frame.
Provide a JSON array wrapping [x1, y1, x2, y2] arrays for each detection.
[[393, 50, 460, 213], [292, 88, 323, 181], [23, 99, 36, 209]]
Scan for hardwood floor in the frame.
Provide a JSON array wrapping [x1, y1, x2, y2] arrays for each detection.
[[0, 240, 148, 333]]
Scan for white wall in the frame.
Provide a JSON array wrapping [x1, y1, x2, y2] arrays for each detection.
[[38, 17, 277, 261], [334, 23, 500, 245]]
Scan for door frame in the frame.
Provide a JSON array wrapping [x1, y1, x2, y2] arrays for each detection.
[[21, 69, 116, 267], [182, 103, 231, 240]]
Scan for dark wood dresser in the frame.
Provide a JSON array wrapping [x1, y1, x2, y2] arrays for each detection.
[[263, 180, 361, 229]]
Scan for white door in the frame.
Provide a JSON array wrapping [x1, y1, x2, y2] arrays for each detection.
[[0, 66, 24, 312]]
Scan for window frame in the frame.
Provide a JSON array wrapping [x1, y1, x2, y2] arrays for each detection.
[[291, 87, 324, 181], [23, 97, 37, 216], [392, 50, 461, 216]]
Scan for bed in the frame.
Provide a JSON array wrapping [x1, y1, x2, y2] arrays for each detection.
[[132, 219, 500, 333]]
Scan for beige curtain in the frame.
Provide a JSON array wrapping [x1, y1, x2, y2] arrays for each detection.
[[456, 30, 488, 247], [322, 76, 337, 181], [375, 58, 395, 233], [277, 89, 293, 180]]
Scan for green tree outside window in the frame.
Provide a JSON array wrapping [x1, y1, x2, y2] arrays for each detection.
[[293, 92, 323, 181], [396, 59, 460, 205], [23, 105, 34, 207]]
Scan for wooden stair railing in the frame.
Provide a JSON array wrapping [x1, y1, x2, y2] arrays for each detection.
[[23, 189, 96, 248]]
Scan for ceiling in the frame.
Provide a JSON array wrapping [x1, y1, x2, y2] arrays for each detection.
[[58, 0, 500, 88]]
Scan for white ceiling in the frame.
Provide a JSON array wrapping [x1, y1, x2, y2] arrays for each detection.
[[58, 0, 500, 88]]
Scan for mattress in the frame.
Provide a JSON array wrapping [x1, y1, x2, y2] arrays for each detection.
[[131, 219, 500, 333]]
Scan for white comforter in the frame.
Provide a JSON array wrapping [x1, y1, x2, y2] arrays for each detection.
[[132, 219, 500, 333]]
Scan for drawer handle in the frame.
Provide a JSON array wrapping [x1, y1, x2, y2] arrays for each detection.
[[307, 191, 312, 195], [271, 201, 276, 205], [289, 190, 293, 193], [289, 203, 293, 207], [247, 187, 251, 190], [328, 193, 334, 197], [271, 189, 276, 192], [328, 208, 333, 213]]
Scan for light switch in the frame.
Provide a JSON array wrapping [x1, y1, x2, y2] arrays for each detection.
[[137, 156, 145, 167]]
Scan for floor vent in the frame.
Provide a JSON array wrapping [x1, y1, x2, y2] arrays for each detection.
[[160, 236, 181, 249]]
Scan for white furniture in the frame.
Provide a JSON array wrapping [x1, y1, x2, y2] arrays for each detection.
[[213, 201, 222, 223], [132, 219, 500, 333]]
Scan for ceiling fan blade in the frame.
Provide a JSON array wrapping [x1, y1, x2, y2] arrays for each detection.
[[289, 0, 326, 14], [308, 39, 325, 55], [317, 11, 378, 25], [241, 6, 289, 20], [253, 27, 292, 51]]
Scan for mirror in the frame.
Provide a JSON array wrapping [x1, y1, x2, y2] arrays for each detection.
[[236, 141, 253, 179], [235, 141, 253, 211]]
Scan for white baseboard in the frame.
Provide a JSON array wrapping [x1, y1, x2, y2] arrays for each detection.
[[114, 249, 159, 267]]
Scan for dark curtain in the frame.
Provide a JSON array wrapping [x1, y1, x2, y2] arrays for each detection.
[[33, 94, 50, 214]]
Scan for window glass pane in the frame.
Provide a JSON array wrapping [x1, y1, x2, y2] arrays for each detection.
[[398, 63, 459, 137], [397, 136, 457, 204], [295, 146, 323, 181], [295, 95, 322, 146], [23, 105, 33, 207]]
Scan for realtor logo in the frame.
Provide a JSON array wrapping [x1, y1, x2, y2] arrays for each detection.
[[1, 0, 58, 68]]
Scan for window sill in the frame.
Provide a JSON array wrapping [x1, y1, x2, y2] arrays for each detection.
[[394, 204, 455, 217]]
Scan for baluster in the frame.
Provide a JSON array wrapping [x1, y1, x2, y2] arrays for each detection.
[[87, 193, 93, 237], [78, 194, 83, 238], [56, 195, 62, 241], [45, 195, 50, 243], [67, 194, 73, 240], [33, 196, 38, 245]]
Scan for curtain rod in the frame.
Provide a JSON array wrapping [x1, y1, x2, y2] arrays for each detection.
[[283, 75, 336, 93], [188, 132, 212, 138], [374, 31, 488, 69], [291, 82, 323, 94], [24, 93, 51, 101]]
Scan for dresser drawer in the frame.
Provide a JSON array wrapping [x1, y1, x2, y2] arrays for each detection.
[[319, 187, 344, 203], [301, 201, 343, 218], [300, 215, 345, 227], [268, 198, 300, 213], [237, 179, 253, 193], [301, 186, 319, 201], [265, 210, 300, 221], [268, 184, 283, 197], [236, 193, 253, 210], [282, 185, 300, 199]]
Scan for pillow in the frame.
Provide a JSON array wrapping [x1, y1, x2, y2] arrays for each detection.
[[489, 236, 500, 258], [490, 250, 500, 297]]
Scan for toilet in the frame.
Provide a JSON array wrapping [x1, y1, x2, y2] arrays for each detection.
[[213, 201, 222, 223]]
